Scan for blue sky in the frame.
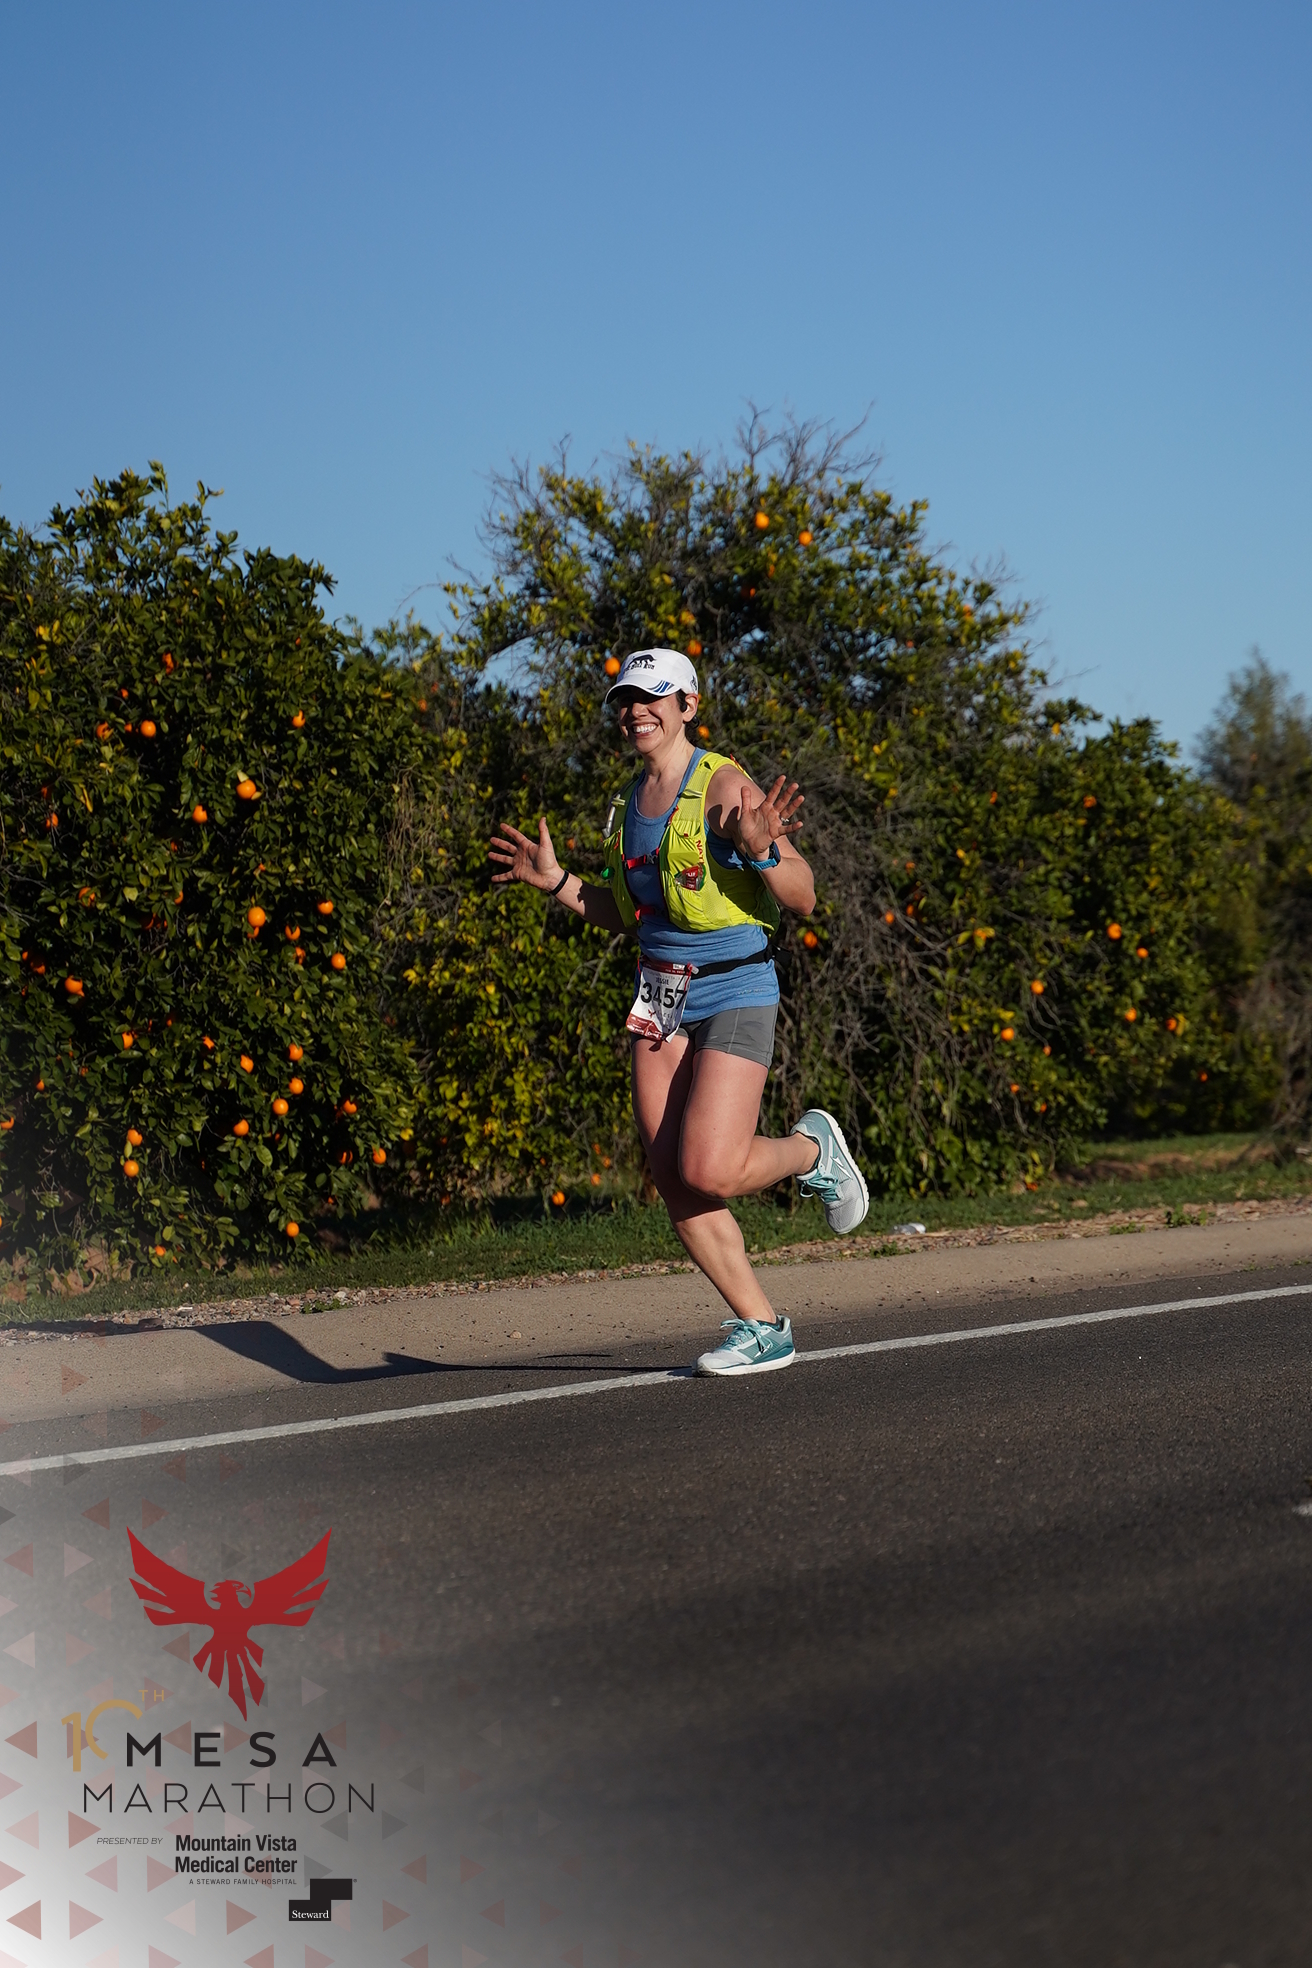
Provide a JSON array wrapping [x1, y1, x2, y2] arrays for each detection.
[[2, 0, 1308, 749]]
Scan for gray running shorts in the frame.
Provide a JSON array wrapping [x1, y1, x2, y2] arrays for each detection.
[[681, 1002, 778, 1068]]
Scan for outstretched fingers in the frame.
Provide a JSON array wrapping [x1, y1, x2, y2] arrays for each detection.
[[488, 821, 529, 885], [492, 822, 534, 851], [488, 816, 559, 888], [763, 775, 806, 836]]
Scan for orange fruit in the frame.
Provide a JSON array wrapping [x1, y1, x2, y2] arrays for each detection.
[[1166, 1017, 1177, 1032], [247, 907, 266, 929], [291, 710, 306, 728], [122, 1032, 134, 1049], [551, 1189, 566, 1205], [289, 1042, 304, 1061], [286, 1221, 300, 1238], [330, 952, 346, 970], [65, 977, 84, 996], [95, 721, 111, 740], [697, 724, 711, 738], [78, 887, 95, 905], [153, 1243, 166, 1256], [754, 512, 769, 530], [371, 1147, 387, 1165], [338, 1150, 353, 1165], [802, 929, 819, 949], [1010, 1082, 1020, 1093], [240, 1054, 254, 1072], [1030, 980, 1044, 995], [604, 657, 621, 678], [140, 720, 157, 738], [1199, 1071, 1208, 1082], [591, 1172, 601, 1186], [1000, 1027, 1015, 1041], [687, 640, 702, 657], [236, 778, 259, 800], [1082, 794, 1097, 808], [0, 1118, 12, 1132], [1043, 1044, 1052, 1056], [799, 529, 813, 545], [45, 812, 58, 829], [884, 911, 895, 925], [988, 791, 997, 804], [289, 1077, 304, 1095], [202, 1035, 215, 1050], [126, 1127, 143, 1146], [123, 1159, 140, 1178], [342, 1099, 358, 1115], [1124, 1007, 1137, 1022], [233, 1119, 249, 1137], [162, 651, 174, 670], [272, 1096, 289, 1116], [317, 900, 333, 916], [1107, 923, 1122, 939], [285, 924, 300, 941], [192, 804, 208, 823], [1136, 946, 1148, 959]]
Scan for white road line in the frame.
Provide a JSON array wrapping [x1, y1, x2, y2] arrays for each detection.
[[801, 1280, 1312, 1362], [2, 1279, 1310, 1478]]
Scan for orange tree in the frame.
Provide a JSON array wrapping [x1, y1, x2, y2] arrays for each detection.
[[395, 420, 1250, 1196], [370, 623, 634, 1203], [0, 468, 419, 1269]]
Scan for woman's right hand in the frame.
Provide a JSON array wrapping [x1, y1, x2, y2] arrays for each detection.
[[488, 817, 563, 891]]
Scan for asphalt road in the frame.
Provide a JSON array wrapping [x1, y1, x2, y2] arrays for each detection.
[[12, 1260, 1312, 1965]]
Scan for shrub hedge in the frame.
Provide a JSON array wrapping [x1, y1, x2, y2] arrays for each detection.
[[0, 437, 1279, 1274]]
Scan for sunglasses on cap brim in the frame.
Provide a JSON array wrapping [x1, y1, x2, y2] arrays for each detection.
[[609, 687, 671, 708]]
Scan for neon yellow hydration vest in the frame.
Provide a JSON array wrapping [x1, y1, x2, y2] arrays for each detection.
[[601, 750, 781, 937]]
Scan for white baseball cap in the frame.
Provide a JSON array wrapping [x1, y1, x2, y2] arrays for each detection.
[[603, 646, 699, 704]]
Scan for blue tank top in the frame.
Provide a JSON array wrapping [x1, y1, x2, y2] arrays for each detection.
[[622, 750, 779, 1023]]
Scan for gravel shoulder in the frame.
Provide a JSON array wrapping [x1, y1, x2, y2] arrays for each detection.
[[1, 1198, 1309, 1428]]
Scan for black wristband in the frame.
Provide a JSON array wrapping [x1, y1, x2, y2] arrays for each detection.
[[548, 869, 571, 898]]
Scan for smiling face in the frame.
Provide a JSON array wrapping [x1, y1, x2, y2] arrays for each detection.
[[613, 687, 697, 759]]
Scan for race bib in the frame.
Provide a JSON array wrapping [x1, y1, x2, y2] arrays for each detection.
[[625, 958, 694, 1042]]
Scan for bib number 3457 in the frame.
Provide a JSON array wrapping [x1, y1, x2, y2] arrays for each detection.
[[625, 959, 694, 1043]]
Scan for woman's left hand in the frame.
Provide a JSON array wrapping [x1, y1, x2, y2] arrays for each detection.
[[730, 776, 805, 861]]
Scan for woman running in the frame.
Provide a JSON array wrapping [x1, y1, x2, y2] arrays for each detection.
[[488, 647, 868, 1375]]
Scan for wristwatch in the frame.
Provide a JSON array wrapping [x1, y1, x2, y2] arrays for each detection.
[[744, 842, 781, 871]]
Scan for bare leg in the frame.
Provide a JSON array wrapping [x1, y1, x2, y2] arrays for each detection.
[[631, 1035, 780, 1324], [676, 1048, 818, 1199]]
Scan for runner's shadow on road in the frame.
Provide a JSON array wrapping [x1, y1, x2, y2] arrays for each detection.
[[196, 1320, 684, 1384], [197, 1321, 448, 1385]]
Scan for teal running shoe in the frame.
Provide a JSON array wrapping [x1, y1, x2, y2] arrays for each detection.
[[696, 1316, 796, 1377], [791, 1107, 870, 1233]]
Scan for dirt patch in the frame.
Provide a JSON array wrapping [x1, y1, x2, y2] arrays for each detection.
[[3, 1193, 1309, 1342]]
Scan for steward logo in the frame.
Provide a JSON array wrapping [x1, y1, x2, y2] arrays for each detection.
[[289, 1877, 353, 1922]]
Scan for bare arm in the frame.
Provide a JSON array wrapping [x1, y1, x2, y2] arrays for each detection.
[[704, 765, 817, 916], [488, 817, 629, 935]]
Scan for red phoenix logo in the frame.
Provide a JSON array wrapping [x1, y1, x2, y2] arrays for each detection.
[[127, 1529, 331, 1719]]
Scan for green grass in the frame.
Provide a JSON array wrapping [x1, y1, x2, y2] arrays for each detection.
[[5, 1131, 1309, 1327]]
